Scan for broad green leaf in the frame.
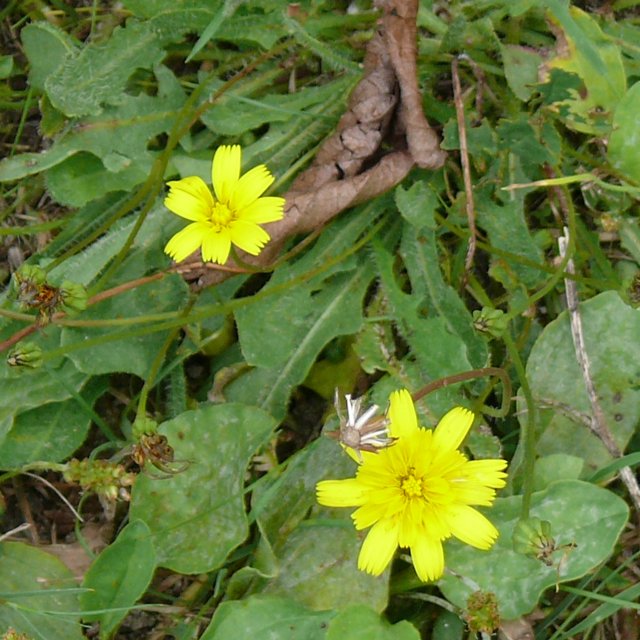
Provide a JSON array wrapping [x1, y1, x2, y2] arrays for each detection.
[[81, 520, 156, 638], [21, 22, 78, 91], [525, 291, 640, 470], [200, 595, 336, 640], [0, 357, 86, 451], [533, 454, 584, 491], [130, 403, 276, 573], [0, 377, 106, 468], [60, 274, 189, 377], [0, 541, 84, 639], [326, 605, 420, 640], [608, 81, 640, 184], [45, 20, 166, 117], [251, 437, 388, 612], [439, 480, 629, 619]]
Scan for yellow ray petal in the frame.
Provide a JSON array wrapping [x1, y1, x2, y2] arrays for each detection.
[[445, 504, 499, 550], [230, 165, 274, 212], [212, 145, 241, 204], [387, 389, 418, 439], [228, 219, 270, 255], [201, 227, 231, 264], [316, 478, 366, 507], [358, 519, 399, 576], [433, 407, 474, 453], [165, 177, 213, 221], [240, 196, 285, 223], [410, 535, 445, 582], [164, 222, 208, 262]]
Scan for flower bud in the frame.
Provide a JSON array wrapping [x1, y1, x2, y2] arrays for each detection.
[[60, 280, 88, 312], [7, 342, 43, 369], [472, 307, 508, 339]]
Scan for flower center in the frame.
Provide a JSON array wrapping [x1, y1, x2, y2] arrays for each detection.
[[400, 470, 424, 498], [210, 201, 234, 229]]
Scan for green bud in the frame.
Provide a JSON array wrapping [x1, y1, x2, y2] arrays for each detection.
[[132, 416, 159, 440], [472, 307, 508, 339], [14, 264, 46, 286], [60, 280, 88, 312], [7, 342, 43, 369], [512, 516, 553, 557]]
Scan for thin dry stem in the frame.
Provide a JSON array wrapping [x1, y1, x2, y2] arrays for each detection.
[[558, 227, 640, 514]]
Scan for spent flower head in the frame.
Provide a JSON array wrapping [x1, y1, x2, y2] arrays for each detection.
[[316, 389, 508, 582], [164, 145, 285, 264]]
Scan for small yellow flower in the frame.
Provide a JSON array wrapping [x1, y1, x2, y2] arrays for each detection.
[[316, 389, 507, 582], [164, 145, 285, 264]]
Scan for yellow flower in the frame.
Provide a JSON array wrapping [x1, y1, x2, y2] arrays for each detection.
[[316, 389, 507, 582], [164, 145, 285, 264]]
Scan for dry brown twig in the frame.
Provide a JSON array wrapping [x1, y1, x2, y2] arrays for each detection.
[[558, 227, 640, 515], [187, 0, 446, 288], [451, 56, 477, 284]]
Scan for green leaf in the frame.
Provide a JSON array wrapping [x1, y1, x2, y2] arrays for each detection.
[[200, 78, 353, 136], [21, 22, 79, 91], [542, 3, 626, 133], [0, 357, 87, 454], [80, 520, 156, 638], [251, 437, 389, 612], [326, 605, 420, 640], [439, 480, 629, 619], [476, 192, 545, 288], [524, 291, 640, 470], [0, 541, 84, 639], [0, 65, 185, 204], [130, 403, 276, 573], [60, 274, 189, 377], [608, 81, 640, 184], [0, 377, 106, 468], [232, 208, 377, 419], [45, 20, 166, 117], [200, 595, 336, 640], [500, 44, 543, 102]]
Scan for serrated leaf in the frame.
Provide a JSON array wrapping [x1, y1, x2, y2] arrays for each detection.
[[231, 208, 377, 419], [476, 192, 545, 288], [0, 65, 185, 197], [81, 520, 156, 637], [500, 43, 543, 102], [130, 403, 276, 573], [200, 595, 336, 640], [45, 20, 166, 117], [439, 480, 629, 619], [0, 541, 84, 639]]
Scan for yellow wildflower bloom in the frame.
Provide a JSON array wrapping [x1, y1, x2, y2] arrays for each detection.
[[316, 389, 507, 582], [164, 145, 285, 264]]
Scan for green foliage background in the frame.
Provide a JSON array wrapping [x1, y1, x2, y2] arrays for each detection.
[[0, 0, 639, 638]]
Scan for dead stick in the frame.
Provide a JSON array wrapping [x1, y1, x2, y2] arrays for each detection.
[[558, 227, 640, 514], [452, 56, 477, 283]]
